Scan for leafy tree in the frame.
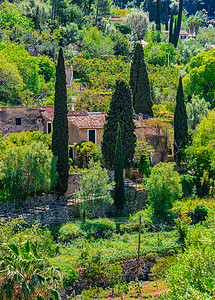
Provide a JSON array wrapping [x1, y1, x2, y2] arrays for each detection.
[[148, 65, 179, 101], [191, 110, 215, 148], [1, 142, 57, 200], [185, 110, 215, 196], [52, 48, 69, 195], [174, 77, 188, 164], [114, 123, 126, 212], [166, 239, 215, 299], [0, 0, 34, 31], [144, 42, 177, 66], [75, 160, 114, 216], [146, 162, 182, 219], [125, 9, 149, 40], [80, 27, 114, 58], [113, 22, 131, 35], [186, 96, 210, 131], [130, 42, 153, 116], [137, 153, 151, 176], [183, 48, 215, 107], [0, 241, 61, 300], [156, 0, 161, 31], [110, 31, 130, 57], [38, 55, 56, 83], [0, 54, 23, 105], [72, 141, 100, 167], [102, 79, 136, 169], [134, 140, 154, 162]]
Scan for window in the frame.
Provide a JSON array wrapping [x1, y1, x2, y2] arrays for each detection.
[[69, 146, 73, 160], [88, 129, 96, 144], [47, 122, 52, 134], [16, 118, 21, 125]]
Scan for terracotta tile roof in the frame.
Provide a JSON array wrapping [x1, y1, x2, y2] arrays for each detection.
[[68, 113, 106, 129]]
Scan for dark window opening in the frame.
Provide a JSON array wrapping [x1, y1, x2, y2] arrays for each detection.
[[88, 130, 96, 144], [69, 146, 73, 160], [16, 118, 21, 125], [47, 122, 52, 134]]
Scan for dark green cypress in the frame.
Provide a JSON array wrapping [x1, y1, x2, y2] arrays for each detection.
[[165, 0, 169, 31], [101, 79, 136, 169], [173, 18, 177, 47], [169, 11, 174, 44], [156, 0, 161, 31], [114, 123, 126, 212], [174, 0, 183, 48], [135, 60, 153, 116], [174, 77, 188, 164], [52, 48, 69, 194], [130, 42, 153, 117]]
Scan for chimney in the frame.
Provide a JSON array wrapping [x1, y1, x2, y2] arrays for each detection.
[[139, 113, 143, 122]]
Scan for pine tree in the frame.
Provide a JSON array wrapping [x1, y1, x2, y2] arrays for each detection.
[[169, 11, 174, 44], [174, 0, 183, 48], [130, 42, 153, 117], [101, 79, 136, 169], [114, 123, 126, 212], [156, 0, 161, 31], [52, 48, 69, 194], [165, 0, 169, 31], [174, 77, 188, 164]]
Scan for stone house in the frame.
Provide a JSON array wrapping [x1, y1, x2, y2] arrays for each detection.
[[0, 106, 167, 164]]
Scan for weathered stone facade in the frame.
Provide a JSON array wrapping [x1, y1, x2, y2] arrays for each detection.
[[0, 107, 44, 135]]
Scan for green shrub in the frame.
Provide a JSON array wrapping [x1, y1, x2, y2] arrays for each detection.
[[59, 222, 86, 243], [180, 174, 196, 197], [81, 218, 116, 239], [63, 269, 79, 287], [120, 208, 153, 233], [192, 204, 208, 224], [1, 142, 57, 201], [146, 163, 182, 220], [0, 218, 59, 257]]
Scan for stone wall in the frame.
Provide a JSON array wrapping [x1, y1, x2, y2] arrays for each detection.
[[0, 107, 44, 135], [66, 173, 81, 197], [68, 122, 80, 144], [135, 127, 145, 142], [60, 256, 156, 299]]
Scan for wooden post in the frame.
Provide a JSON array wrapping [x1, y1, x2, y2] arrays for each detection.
[[137, 215, 141, 279]]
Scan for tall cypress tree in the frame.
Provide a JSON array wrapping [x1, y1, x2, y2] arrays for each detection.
[[136, 62, 153, 116], [130, 42, 153, 117], [114, 123, 126, 212], [102, 79, 136, 169], [174, 0, 183, 48], [156, 0, 161, 31], [52, 48, 69, 195], [165, 0, 169, 31], [174, 77, 188, 164], [173, 18, 178, 47], [169, 11, 174, 44]]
